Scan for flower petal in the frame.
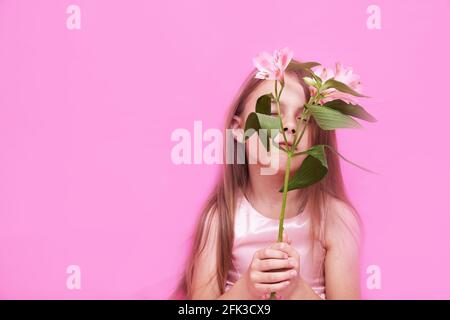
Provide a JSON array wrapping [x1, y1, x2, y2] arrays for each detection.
[[253, 52, 274, 73]]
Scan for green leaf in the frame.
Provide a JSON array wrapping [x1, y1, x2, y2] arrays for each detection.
[[244, 112, 281, 151], [257, 113, 280, 131], [287, 61, 322, 82], [324, 99, 377, 122], [322, 79, 368, 98], [280, 142, 379, 192], [288, 61, 321, 71], [280, 145, 328, 192], [255, 94, 273, 115], [308, 105, 362, 130], [295, 145, 328, 167], [323, 144, 379, 174]]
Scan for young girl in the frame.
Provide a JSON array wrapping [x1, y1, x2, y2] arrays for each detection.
[[173, 58, 361, 300]]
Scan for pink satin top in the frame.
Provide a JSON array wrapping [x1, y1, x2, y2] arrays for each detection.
[[225, 195, 326, 299]]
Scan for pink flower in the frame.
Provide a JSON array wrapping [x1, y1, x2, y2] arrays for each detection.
[[309, 62, 363, 105], [310, 65, 334, 82], [253, 47, 294, 82]]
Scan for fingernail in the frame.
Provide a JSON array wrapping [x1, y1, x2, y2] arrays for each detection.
[[289, 259, 295, 266], [290, 270, 297, 276]]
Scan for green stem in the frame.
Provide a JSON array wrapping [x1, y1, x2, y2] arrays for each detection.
[[269, 151, 292, 300], [274, 79, 278, 98], [292, 95, 315, 148], [277, 84, 284, 100], [293, 112, 310, 149], [292, 95, 319, 151], [274, 80, 289, 145], [277, 152, 291, 241]]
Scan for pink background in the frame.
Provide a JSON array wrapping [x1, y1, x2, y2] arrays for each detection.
[[1, 0, 450, 299]]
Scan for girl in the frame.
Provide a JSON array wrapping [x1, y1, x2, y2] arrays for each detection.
[[173, 58, 362, 300]]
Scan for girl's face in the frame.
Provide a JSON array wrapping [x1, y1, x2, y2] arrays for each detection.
[[233, 72, 311, 174]]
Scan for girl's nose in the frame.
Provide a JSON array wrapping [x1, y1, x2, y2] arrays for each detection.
[[281, 111, 298, 135], [283, 116, 297, 135], [283, 126, 296, 134]]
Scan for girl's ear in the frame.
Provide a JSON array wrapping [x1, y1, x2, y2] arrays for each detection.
[[230, 115, 245, 143]]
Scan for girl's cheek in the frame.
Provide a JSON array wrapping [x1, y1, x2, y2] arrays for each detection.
[[245, 135, 272, 166], [296, 129, 310, 150], [244, 135, 259, 164]]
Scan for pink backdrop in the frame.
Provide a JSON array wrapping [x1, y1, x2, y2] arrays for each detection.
[[1, 0, 449, 299]]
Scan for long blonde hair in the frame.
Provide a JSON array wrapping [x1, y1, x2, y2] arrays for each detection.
[[171, 59, 359, 299]]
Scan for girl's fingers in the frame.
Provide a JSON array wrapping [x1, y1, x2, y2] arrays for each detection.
[[282, 230, 292, 245], [256, 248, 288, 260], [257, 258, 294, 272], [255, 269, 297, 284], [270, 242, 298, 260], [254, 280, 291, 294]]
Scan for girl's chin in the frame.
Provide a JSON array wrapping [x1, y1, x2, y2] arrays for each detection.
[[275, 158, 302, 173], [253, 154, 302, 175]]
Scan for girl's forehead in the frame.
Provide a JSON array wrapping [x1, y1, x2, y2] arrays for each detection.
[[282, 76, 307, 104], [252, 74, 306, 104]]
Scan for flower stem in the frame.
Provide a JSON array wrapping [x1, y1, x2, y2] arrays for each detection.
[[293, 112, 310, 149], [269, 151, 292, 300], [274, 81, 289, 145], [277, 151, 291, 242]]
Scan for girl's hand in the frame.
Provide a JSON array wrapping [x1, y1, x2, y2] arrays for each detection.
[[266, 231, 303, 299], [244, 232, 298, 299]]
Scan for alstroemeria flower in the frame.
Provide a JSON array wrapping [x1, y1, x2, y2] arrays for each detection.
[[308, 62, 363, 105], [253, 47, 294, 82], [306, 65, 333, 98]]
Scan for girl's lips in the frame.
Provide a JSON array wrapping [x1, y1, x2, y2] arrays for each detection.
[[278, 139, 294, 146], [278, 141, 298, 150]]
